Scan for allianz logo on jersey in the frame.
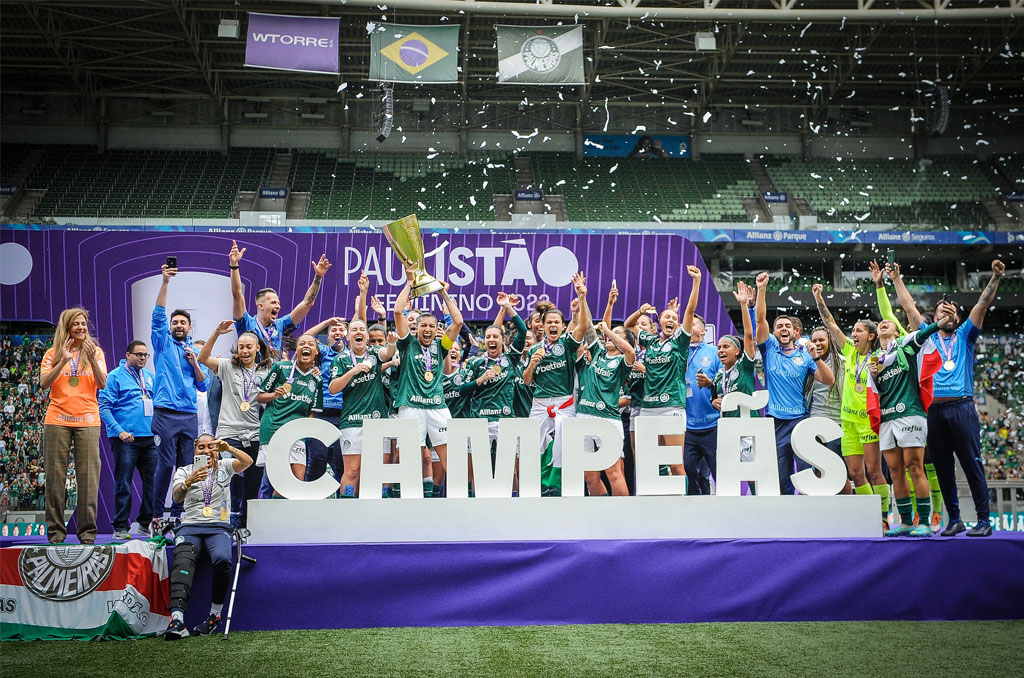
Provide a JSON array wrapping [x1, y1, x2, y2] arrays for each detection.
[[18, 545, 116, 602], [342, 239, 581, 289]]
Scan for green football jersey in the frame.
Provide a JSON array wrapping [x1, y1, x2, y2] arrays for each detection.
[[393, 333, 447, 410], [626, 350, 646, 403], [512, 367, 534, 417], [576, 343, 632, 419], [873, 323, 940, 423], [443, 366, 476, 418], [330, 346, 388, 429], [467, 315, 526, 420], [711, 353, 760, 419], [525, 332, 582, 399], [258, 361, 323, 445], [638, 329, 692, 408]]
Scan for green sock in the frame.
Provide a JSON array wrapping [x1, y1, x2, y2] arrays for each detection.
[[872, 483, 890, 517], [907, 472, 918, 515], [925, 463, 943, 518], [854, 484, 872, 495], [658, 465, 671, 477], [423, 478, 433, 498], [917, 496, 931, 525], [391, 483, 401, 498], [895, 497, 914, 525], [431, 484, 442, 498]]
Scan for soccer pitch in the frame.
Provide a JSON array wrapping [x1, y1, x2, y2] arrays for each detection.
[[3, 621, 1022, 677]]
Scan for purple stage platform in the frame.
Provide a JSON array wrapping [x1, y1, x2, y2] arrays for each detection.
[[4, 533, 1023, 628]]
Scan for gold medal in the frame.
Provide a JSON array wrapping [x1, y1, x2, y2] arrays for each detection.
[[202, 505, 213, 518], [240, 401, 251, 412], [855, 382, 865, 394], [424, 370, 434, 382], [68, 376, 80, 387], [492, 365, 502, 376], [282, 382, 293, 393]]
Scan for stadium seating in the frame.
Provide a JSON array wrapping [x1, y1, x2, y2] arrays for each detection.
[[529, 153, 756, 222], [762, 155, 998, 228], [996, 153, 1023, 190], [294, 149, 514, 222]]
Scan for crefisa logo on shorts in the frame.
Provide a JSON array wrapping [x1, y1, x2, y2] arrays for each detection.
[[18, 545, 116, 602]]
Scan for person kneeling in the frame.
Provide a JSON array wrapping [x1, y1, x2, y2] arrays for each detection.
[[164, 434, 252, 639]]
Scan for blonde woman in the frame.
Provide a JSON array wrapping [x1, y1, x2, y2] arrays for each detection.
[[39, 307, 108, 544]]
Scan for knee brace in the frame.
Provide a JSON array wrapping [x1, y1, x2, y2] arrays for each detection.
[[169, 542, 199, 611]]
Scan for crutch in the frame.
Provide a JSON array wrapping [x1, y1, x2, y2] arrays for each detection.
[[221, 527, 255, 640]]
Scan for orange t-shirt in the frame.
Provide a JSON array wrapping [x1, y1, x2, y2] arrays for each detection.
[[41, 346, 107, 427]]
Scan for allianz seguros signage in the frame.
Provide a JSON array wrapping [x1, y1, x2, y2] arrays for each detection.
[[18, 545, 116, 602]]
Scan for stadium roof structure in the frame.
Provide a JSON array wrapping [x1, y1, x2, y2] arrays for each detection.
[[1, 0, 1021, 115]]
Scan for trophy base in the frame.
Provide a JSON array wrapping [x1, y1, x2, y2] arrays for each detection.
[[411, 275, 444, 298]]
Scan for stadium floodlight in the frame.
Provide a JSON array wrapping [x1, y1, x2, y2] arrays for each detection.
[[218, 19, 240, 39], [695, 32, 716, 51]]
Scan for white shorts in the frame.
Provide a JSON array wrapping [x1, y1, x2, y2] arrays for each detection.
[[629, 404, 642, 432], [638, 406, 687, 430], [879, 415, 928, 450], [740, 435, 755, 463], [256, 441, 306, 467], [341, 427, 362, 456], [397, 406, 451, 447], [530, 396, 576, 468], [577, 413, 625, 459], [431, 448, 441, 462]]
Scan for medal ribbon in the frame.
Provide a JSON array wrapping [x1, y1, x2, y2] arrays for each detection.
[[854, 352, 869, 385], [128, 366, 148, 398], [936, 333, 956, 364], [422, 343, 433, 374], [201, 464, 216, 507], [286, 361, 297, 386], [69, 349, 80, 377], [241, 366, 256, 402], [256, 319, 277, 344]]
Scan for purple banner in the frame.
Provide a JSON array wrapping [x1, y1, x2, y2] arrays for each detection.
[[0, 229, 733, 532], [244, 13, 339, 75]]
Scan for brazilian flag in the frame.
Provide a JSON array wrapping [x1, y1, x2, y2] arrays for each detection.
[[369, 23, 460, 84]]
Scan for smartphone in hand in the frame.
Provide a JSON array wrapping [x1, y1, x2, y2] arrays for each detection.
[[166, 256, 178, 269]]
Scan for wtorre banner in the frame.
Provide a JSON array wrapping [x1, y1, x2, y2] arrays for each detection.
[[244, 12, 340, 75]]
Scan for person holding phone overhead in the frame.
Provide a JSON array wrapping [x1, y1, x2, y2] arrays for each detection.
[[151, 263, 208, 523], [228, 240, 332, 356]]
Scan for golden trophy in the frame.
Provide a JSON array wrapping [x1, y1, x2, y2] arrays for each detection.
[[383, 214, 444, 298]]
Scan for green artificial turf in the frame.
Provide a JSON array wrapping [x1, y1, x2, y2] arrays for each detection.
[[3, 621, 1022, 677]]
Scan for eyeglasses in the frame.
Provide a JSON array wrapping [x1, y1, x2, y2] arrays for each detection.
[[130, 352, 150, 358]]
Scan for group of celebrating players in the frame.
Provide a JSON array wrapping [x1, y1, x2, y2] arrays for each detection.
[[36, 239, 1004, 637]]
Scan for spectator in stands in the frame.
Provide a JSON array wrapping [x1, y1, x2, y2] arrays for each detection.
[[164, 434, 253, 639], [98, 340, 157, 540], [38, 308, 107, 544], [196, 322, 272, 527], [888, 259, 1005, 537], [754, 273, 835, 495], [228, 240, 332, 356], [152, 264, 208, 522]]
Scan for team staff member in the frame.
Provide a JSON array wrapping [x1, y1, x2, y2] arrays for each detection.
[[684, 313, 721, 495], [304, 314, 349, 487], [255, 334, 323, 497], [867, 305, 953, 538], [195, 323, 272, 528], [328, 319, 396, 498], [39, 308, 108, 544], [754, 272, 835, 495], [624, 265, 703, 481], [576, 322, 635, 497], [163, 434, 252, 639], [98, 340, 157, 540], [228, 240, 332, 355], [889, 259, 1005, 537], [151, 264, 207, 521], [524, 273, 591, 495], [392, 264, 464, 497]]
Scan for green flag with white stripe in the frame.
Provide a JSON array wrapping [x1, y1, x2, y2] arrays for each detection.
[[496, 25, 585, 85]]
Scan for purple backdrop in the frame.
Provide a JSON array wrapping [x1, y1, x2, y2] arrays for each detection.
[[245, 12, 340, 74], [0, 230, 734, 532]]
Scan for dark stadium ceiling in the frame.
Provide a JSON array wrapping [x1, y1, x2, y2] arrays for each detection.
[[1, 0, 1022, 113]]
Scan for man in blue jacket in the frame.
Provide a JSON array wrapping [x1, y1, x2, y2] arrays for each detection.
[[151, 265, 207, 520], [684, 314, 721, 495], [99, 340, 158, 540]]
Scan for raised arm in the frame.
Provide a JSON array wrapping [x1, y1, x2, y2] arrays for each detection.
[[754, 272, 770, 344], [733, 281, 757, 359], [442, 285, 464, 346], [221, 440, 253, 473], [602, 280, 619, 328], [597, 321, 635, 365], [812, 283, 849, 348], [287, 254, 331, 326], [624, 303, 656, 336], [355, 270, 369, 324], [369, 296, 387, 328], [808, 342, 835, 385], [156, 264, 175, 310], [229, 240, 247, 321], [869, 260, 906, 335], [571, 272, 591, 343], [306, 316, 345, 339], [393, 265, 415, 338], [969, 259, 1005, 329], [885, 262, 924, 331], [197, 320, 235, 373], [681, 266, 701, 335]]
